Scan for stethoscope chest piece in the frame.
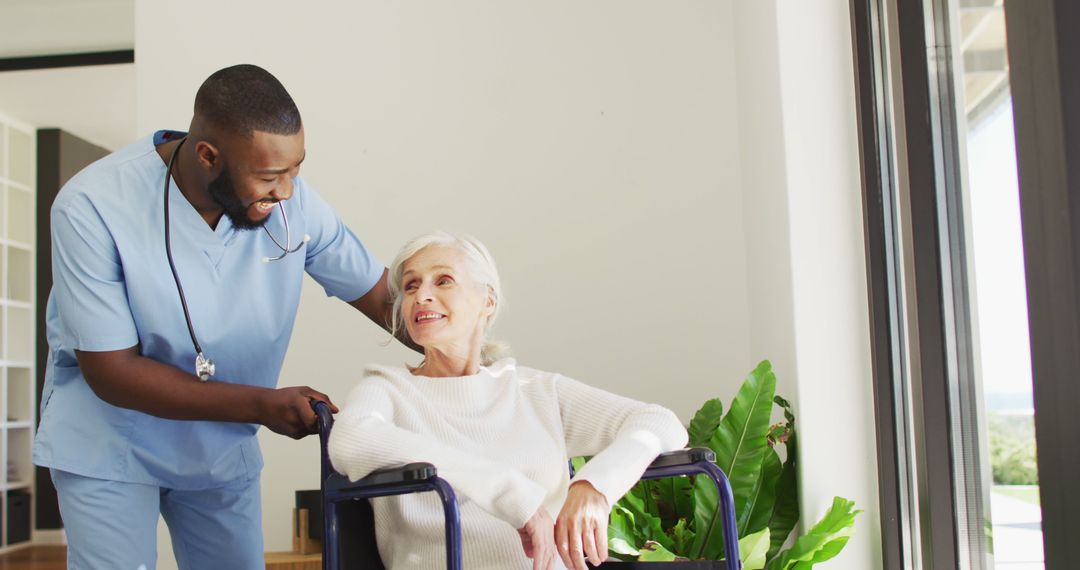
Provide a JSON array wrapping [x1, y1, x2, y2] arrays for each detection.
[[195, 352, 215, 382]]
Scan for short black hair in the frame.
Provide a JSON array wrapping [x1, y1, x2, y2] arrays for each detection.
[[194, 64, 302, 138]]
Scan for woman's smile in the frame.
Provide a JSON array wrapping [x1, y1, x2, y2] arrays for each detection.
[[414, 311, 446, 324]]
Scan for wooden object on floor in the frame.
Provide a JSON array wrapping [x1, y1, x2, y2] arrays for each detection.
[[292, 507, 322, 555], [265, 551, 320, 570]]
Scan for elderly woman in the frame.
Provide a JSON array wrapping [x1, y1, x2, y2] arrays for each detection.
[[328, 232, 687, 570]]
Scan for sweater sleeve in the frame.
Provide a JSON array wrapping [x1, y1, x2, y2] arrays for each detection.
[[554, 374, 688, 507], [327, 377, 547, 529]]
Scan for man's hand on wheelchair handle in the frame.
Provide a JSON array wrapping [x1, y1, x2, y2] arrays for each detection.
[[256, 386, 338, 439], [556, 480, 610, 570], [518, 506, 558, 570]]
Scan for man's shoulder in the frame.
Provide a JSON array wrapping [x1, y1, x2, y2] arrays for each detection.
[[54, 135, 160, 212]]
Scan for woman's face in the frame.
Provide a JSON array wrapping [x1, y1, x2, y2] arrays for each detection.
[[400, 245, 493, 353]]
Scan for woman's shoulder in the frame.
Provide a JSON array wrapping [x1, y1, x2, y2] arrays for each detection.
[[358, 362, 414, 385], [340, 363, 418, 411], [342, 363, 415, 397], [490, 358, 564, 387]]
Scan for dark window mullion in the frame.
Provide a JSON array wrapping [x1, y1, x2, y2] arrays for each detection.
[[893, 0, 978, 566], [850, 0, 920, 567], [1005, 1, 1080, 568]]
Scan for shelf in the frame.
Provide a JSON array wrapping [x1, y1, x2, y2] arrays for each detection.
[[6, 127, 32, 188], [0, 117, 35, 551], [0, 239, 32, 252], [2, 182, 32, 194], [5, 247, 31, 303]]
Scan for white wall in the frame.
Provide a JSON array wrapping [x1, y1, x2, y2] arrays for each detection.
[[133, 1, 880, 568], [135, 1, 754, 564], [733, 1, 881, 568], [0, 64, 135, 151]]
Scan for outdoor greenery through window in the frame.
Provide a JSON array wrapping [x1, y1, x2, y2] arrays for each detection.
[[959, 0, 1042, 567]]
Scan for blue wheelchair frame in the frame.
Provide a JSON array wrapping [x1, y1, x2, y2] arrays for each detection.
[[313, 401, 741, 570]]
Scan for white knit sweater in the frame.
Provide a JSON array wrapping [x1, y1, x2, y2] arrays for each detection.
[[327, 358, 688, 570]]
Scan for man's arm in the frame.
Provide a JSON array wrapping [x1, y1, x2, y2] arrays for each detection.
[[347, 268, 424, 354], [75, 346, 336, 439]]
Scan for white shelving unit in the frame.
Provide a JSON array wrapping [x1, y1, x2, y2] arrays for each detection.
[[0, 114, 36, 551]]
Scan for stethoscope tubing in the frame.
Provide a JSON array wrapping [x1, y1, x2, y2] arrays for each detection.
[[163, 137, 304, 380]]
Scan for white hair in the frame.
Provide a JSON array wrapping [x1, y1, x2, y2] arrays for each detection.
[[388, 231, 511, 365]]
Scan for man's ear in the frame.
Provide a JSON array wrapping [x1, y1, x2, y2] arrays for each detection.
[[193, 140, 221, 171]]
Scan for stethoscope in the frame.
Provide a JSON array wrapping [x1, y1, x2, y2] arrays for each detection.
[[163, 137, 308, 381]]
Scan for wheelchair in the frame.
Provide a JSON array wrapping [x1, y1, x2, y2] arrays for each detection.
[[313, 401, 741, 570]]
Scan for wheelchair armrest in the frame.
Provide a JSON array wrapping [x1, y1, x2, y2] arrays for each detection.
[[327, 462, 439, 493], [647, 447, 716, 469]]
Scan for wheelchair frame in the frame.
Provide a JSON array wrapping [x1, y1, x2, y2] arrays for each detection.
[[313, 401, 741, 570]]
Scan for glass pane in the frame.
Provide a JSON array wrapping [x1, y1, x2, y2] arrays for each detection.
[[957, 2, 1043, 568], [7, 128, 32, 187]]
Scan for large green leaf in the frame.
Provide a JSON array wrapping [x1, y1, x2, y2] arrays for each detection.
[[653, 475, 696, 529], [609, 505, 642, 558], [768, 397, 803, 561], [616, 489, 676, 552], [639, 541, 679, 561], [626, 481, 661, 520], [741, 447, 783, 536], [688, 398, 725, 447], [690, 474, 724, 559], [768, 429, 799, 559], [767, 497, 860, 570], [692, 360, 777, 559], [739, 528, 771, 570], [669, 518, 695, 555], [570, 455, 589, 474]]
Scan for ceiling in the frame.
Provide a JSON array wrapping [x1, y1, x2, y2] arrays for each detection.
[[959, 0, 1009, 127], [0, 0, 1013, 150], [0, 0, 135, 150], [0, 0, 133, 59]]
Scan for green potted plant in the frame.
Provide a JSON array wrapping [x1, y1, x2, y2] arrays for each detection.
[[580, 361, 860, 569]]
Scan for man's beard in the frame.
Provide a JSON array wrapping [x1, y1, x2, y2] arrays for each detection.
[[207, 165, 272, 230]]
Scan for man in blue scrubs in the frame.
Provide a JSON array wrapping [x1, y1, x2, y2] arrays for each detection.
[[33, 64, 398, 569]]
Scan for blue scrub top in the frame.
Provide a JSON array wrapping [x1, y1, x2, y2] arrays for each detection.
[[33, 131, 383, 490]]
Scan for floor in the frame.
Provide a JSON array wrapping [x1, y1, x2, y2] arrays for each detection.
[[0, 546, 319, 570], [0, 546, 65, 570], [991, 488, 1045, 569]]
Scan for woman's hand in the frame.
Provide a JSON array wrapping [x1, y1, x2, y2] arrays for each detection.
[[517, 507, 558, 570], [555, 480, 610, 570]]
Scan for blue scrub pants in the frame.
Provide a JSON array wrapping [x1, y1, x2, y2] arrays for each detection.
[[51, 469, 264, 570]]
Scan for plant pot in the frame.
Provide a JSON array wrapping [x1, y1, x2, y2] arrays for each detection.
[[594, 561, 729, 569]]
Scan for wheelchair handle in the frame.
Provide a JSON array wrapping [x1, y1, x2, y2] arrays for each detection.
[[311, 399, 334, 435]]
